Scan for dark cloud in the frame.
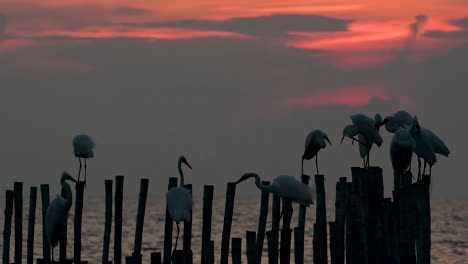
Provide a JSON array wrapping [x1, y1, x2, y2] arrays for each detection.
[[0, 14, 7, 41], [410, 14, 427, 36], [121, 14, 352, 34], [115, 7, 151, 16], [425, 17, 468, 40]]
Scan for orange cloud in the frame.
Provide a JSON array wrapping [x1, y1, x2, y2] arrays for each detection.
[[283, 85, 389, 107]]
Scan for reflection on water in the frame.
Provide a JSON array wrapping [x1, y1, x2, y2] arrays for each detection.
[[0, 198, 466, 263]]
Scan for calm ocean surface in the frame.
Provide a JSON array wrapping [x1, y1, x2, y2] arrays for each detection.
[[0, 198, 466, 263]]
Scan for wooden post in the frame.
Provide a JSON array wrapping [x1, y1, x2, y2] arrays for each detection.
[[150, 252, 162, 264], [415, 174, 431, 264], [27, 187, 37, 264], [231, 238, 241, 264], [298, 174, 310, 229], [183, 184, 193, 255], [266, 230, 278, 264], [74, 181, 85, 263], [201, 185, 214, 264], [205, 241, 214, 264], [40, 185, 50, 263], [280, 198, 293, 264], [313, 175, 327, 264], [256, 181, 270, 264], [358, 169, 369, 264], [271, 194, 281, 240], [347, 168, 364, 264], [171, 250, 183, 264], [397, 186, 415, 264], [329, 222, 338, 264], [382, 198, 394, 264], [103, 180, 113, 264], [2, 190, 14, 264], [246, 231, 256, 264], [134, 178, 149, 260], [365, 167, 384, 264], [334, 177, 346, 264], [59, 185, 68, 262], [14, 182, 23, 264], [293, 227, 304, 264], [114, 175, 124, 264], [220, 182, 236, 264], [163, 177, 178, 264]]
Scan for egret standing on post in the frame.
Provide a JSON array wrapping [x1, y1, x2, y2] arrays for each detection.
[[72, 134, 95, 184], [384, 110, 413, 133], [166, 155, 193, 257], [235, 173, 313, 220], [46, 171, 77, 262], [302, 129, 332, 175], [390, 128, 416, 189]]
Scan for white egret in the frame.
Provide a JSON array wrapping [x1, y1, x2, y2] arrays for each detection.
[[235, 173, 313, 220], [72, 134, 95, 183], [46, 171, 77, 262], [384, 110, 413, 133], [390, 129, 415, 189], [166, 156, 193, 256], [302, 129, 332, 175], [410, 117, 449, 180]]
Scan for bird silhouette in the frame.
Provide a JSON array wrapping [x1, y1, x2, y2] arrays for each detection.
[[166, 156, 193, 257], [341, 113, 387, 168], [384, 110, 413, 133], [235, 173, 313, 220], [409, 116, 449, 180], [390, 128, 415, 189], [46, 171, 77, 262], [72, 134, 95, 184], [302, 129, 332, 175]]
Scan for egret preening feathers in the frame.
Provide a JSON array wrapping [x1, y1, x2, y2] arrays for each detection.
[[302, 129, 332, 175], [390, 128, 416, 189], [72, 134, 95, 183], [384, 110, 413, 133], [166, 156, 193, 257], [235, 173, 313, 220], [46, 171, 77, 262]]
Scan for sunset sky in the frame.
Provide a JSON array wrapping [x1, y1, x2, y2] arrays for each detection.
[[1, 0, 467, 198]]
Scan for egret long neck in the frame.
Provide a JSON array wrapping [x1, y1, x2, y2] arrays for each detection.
[[62, 181, 73, 211], [178, 160, 185, 187], [253, 176, 272, 193]]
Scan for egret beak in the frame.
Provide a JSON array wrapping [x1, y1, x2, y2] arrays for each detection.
[[325, 136, 332, 146], [377, 117, 390, 129], [235, 173, 256, 184], [340, 134, 345, 144], [65, 175, 77, 183], [183, 160, 192, 169]]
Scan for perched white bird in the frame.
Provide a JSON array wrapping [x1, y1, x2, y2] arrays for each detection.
[[384, 110, 413, 133], [166, 156, 193, 256], [409, 117, 449, 180], [302, 129, 332, 175], [46, 171, 77, 262], [235, 173, 313, 220], [341, 113, 387, 168], [390, 129, 416, 189], [72, 134, 95, 183]]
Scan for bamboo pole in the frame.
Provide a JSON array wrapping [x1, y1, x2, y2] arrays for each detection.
[[271, 194, 281, 244], [60, 186, 67, 262], [231, 238, 241, 264], [246, 231, 256, 264], [150, 252, 162, 264], [172, 250, 184, 264], [334, 177, 346, 264], [366, 167, 384, 264], [103, 180, 113, 263], [397, 186, 415, 264], [205, 241, 214, 264], [183, 184, 193, 254], [40, 184, 50, 263], [313, 174, 327, 264], [114, 175, 124, 264], [348, 168, 364, 264], [201, 185, 214, 264], [382, 198, 393, 264], [256, 181, 270, 264], [133, 178, 149, 261], [293, 227, 304, 264], [266, 230, 278, 264], [163, 177, 178, 264], [358, 169, 369, 264], [2, 190, 14, 264], [416, 174, 431, 264], [14, 182, 23, 264], [74, 181, 85, 263], [27, 187, 37, 264], [298, 174, 310, 229], [220, 182, 236, 264], [329, 222, 338, 264], [279, 228, 292, 264]]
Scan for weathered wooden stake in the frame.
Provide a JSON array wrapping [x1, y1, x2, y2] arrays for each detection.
[[298, 174, 310, 229], [163, 177, 178, 264], [416, 174, 431, 264], [367, 167, 384, 264], [150, 252, 162, 264], [329, 222, 338, 264], [14, 182, 23, 264], [231, 237, 242, 264], [114, 175, 124, 264], [172, 250, 184, 264], [40, 185, 50, 263], [271, 194, 281, 242], [313, 175, 327, 264], [266, 230, 278, 264], [59, 186, 68, 262], [2, 190, 14, 264], [256, 181, 270, 263], [220, 182, 236, 264], [201, 185, 214, 264], [246, 231, 256, 264], [103, 180, 113, 264], [27, 187, 37, 264], [74, 181, 85, 263], [334, 177, 347, 264], [205, 241, 215, 264], [133, 178, 149, 261], [358, 169, 369, 264], [293, 227, 304, 264], [183, 184, 193, 255], [279, 227, 292, 264]]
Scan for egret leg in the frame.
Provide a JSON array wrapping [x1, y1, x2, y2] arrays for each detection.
[[363, 158, 366, 169], [422, 161, 427, 181], [301, 159, 304, 176], [288, 202, 293, 220], [417, 157, 421, 181], [315, 154, 319, 175], [429, 165, 432, 176], [84, 158, 88, 184], [172, 222, 181, 258], [78, 157, 82, 182], [279, 208, 284, 222]]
